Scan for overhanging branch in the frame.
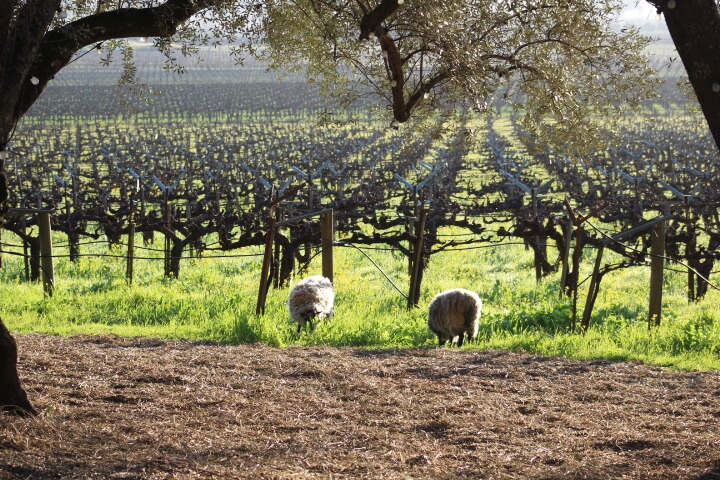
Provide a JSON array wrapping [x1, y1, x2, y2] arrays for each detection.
[[358, 0, 399, 40], [15, 0, 214, 120]]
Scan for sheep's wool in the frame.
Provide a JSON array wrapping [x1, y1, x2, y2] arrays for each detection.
[[428, 288, 482, 346], [288, 276, 335, 329]]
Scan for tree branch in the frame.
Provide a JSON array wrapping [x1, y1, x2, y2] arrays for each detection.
[[405, 70, 449, 116], [14, 0, 214, 121], [358, 0, 399, 40], [0, 0, 59, 143]]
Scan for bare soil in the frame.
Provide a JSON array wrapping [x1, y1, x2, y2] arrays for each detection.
[[1, 334, 720, 479]]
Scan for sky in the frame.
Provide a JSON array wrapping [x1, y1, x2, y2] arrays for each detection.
[[620, 0, 672, 42]]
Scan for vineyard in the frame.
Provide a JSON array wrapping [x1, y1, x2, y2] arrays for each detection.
[[3, 47, 719, 329], [2, 42, 720, 480]]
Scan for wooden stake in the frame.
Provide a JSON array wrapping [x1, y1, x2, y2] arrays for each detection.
[[408, 203, 428, 309], [38, 212, 54, 296], [163, 198, 171, 277], [256, 208, 277, 316], [321, 210, 334, 283], [581, 244, 605, 331], [126, 222, 135, 285], [648, 221, 666, 327], [570, 226, 583, 332], [532, 189, 542, 282], [559, 219, 573, 299]]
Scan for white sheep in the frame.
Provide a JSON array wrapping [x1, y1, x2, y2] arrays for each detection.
[[428, 288, 482, 347], [288, 275, 335, 332]]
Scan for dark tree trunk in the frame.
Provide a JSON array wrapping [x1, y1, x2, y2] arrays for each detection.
[[0, 319, 37, 416], [649, 0, 720, 152], [0, 0, 226, 420], [69, 232, 81, 262], [0, 157, 34, 414], [29, 236, 40, 282]]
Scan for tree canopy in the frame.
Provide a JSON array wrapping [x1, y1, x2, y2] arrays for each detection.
[[258, 0, 658, 153], [1, 0, 659, 155]]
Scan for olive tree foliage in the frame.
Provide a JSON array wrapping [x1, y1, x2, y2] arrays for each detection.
[[257, 0, 658, 154]]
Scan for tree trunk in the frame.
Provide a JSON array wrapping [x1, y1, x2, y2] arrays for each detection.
[[0, 319, 37, 416], [0, 153, 35, 414], [650, 0, 720, 152]]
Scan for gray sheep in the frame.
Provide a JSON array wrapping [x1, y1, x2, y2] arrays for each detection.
[[288, 276, 335, 332], [428, 288, 482, 347]]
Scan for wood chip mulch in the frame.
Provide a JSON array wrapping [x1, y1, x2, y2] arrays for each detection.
[[2, 334, 719, 479]]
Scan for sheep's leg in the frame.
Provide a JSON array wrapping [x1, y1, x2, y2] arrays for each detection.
[[456, 333, 465, 348], [437, 335, 444, 347], [297, 323, 302, 334]]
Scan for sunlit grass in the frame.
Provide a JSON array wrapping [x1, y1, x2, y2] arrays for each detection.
[[1, 229, 719, 370]]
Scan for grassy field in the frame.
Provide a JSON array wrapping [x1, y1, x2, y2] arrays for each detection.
[[1, 229, 718, 371], [6, 45, 718, 374]]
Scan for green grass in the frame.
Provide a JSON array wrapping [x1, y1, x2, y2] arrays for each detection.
[[1, 231, 719, 371]]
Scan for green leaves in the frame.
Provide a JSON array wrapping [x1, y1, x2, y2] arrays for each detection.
[[259, 0, 658, 155]]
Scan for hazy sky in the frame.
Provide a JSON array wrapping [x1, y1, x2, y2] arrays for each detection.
[[620, 0, 671, 40]]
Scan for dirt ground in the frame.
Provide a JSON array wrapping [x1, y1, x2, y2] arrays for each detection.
[[1, 335, 719, 479]]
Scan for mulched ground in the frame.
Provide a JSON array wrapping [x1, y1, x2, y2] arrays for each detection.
[[1, 335, 719, 479]]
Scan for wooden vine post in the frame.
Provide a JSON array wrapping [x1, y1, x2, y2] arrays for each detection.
[[6, 207, 53, 290], [559, 216, 574, 299], [580, 214, 672, 331], [321, 209, 334, 283], [531, 188, 541, 281], [20, 202, 29, 281], [163, 196, 172, 277], [648, 219, 667, 327], [408, 201, 429, 309], [686, 208, 697, 303], [126, 179, 139, 284], [408, 188, 418, 276], [126, 221, 135, 285], [38, 210, 55, 296]]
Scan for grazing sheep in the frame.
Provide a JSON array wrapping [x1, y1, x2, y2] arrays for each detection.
[[428, 288, 482, 347], [288, 276, 335, 332]]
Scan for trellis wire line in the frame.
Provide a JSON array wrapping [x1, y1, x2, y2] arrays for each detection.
[[435, 231, 494, 238], [335, 242, 409, 301], [431, 241, 548, 252], [5, 230, 719, 284], [51, 240, 113, 248], [584, 219, 720, 294], [0, 242, 28, 249], [0, 250, 264, 261], [573, 262, 715, 290], [0, 251, 54, 280], [1, 240, 181, 254], [664, 265, 720, 276]]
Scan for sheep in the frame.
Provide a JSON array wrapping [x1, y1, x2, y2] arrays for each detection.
[[428, 288, 482, 347], [288, 275, 335, 332]]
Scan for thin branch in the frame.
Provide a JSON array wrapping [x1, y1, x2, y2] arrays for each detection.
[[15, 0, 214, 120]]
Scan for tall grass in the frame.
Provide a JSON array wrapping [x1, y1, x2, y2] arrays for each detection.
[[1, 230, 719, 370]]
